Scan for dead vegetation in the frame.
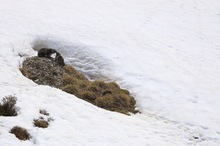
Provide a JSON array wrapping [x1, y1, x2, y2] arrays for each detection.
[[20, 56, 138, 114], [10, 126, 30, 140], [33, 119, 49, 128], [21, 56, 63, 88], [0, 96, 17, 116], [39, 109, 50, 116], [33, 109, 52, 128]]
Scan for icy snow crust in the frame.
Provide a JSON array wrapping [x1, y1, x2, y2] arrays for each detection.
[[0, 0, 220, 145]]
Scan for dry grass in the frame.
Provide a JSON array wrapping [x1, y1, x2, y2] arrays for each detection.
[[62, 84, 81, 96], [62, 66, 137, 114], [20, 57, 138, 115], [39, 109, 49, 116], [95, 95, 115, 109], [94, 93, 136, 114], [10, 126, 30, 140], [63, 75, 79, 86], [0, 96, 17, 116], [64, 65, 88, 81], [87, 84, 101, 93], [33, 119, 49, 128], [79, 91, 97, 101]]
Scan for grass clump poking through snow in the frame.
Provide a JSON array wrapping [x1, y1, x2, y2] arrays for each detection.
[[62, 68, 138, 114], [33, 109, 52, 128], [0, 96, 17, 116], [21, 56, 138, 114], [64, 65, 89, 81], [34, 119, 49, 128], [62, 72, 137, 114], [39, 109, 50, 116], [10, 126, 30, 140]]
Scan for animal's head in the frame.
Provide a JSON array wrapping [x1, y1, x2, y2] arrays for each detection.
[[50, 49, 57, 54]]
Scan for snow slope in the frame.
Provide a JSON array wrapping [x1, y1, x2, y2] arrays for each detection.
[[0, 0, 220, 145]]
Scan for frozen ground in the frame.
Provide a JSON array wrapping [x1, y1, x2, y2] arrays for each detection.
[[0, 0, 220, 145]]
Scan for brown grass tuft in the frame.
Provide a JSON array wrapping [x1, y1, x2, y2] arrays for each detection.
[[92, 80, 108, 90], [87, 84, 101, 93], [33, 119, 49, 128], [64, 65, 88, 81], [39, 109, 49, 116], [119, 89, 130, 95], [79, 91, 97, 101], [94, 93, 137, 114], [62, 75, 79, 86], [61, 84, 81, 97], [106, 82, 120, 89], [115, 94, 133, 108], [95, 95, 115, 109], [77, 80, 89, 89], [10, 126, 30, 140]]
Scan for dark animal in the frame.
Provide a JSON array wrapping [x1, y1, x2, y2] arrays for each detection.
[[55, 52, 65, 67], [38, 48, 57, 58]]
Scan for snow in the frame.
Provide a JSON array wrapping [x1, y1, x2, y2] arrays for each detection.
[[0, 0, 220, 145]]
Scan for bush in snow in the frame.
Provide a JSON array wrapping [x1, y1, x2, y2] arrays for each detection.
[[39, 109, 50, 116], [33, 109, 52, 128], [10, 126, 30, 140], [0, 96, 17, 116], [33, 119, 49, 128]]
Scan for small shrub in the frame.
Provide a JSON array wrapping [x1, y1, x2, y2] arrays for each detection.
[[10, 126, 30, 140], [39, 109, 49, 116], [0, 96, 17, 116], [33, 119, 49, 128]]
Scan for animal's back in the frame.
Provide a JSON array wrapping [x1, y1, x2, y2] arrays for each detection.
[[38, 48, 56, 58]]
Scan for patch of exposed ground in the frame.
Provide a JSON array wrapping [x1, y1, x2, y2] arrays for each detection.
[[20, 56, 138, 114]]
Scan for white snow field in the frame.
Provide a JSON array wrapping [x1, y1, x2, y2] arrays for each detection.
[[0, 0, 220, 145]]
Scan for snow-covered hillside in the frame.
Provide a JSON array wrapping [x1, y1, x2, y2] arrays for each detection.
[[0, 0, 220, 145]]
